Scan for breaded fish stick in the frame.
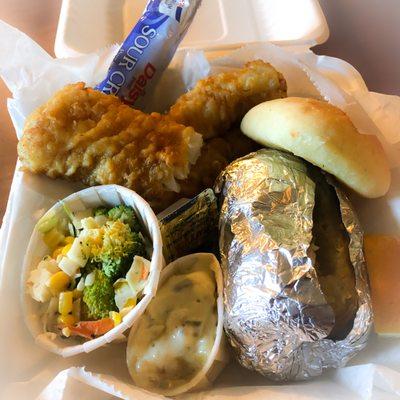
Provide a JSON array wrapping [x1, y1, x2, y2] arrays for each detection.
[[18, 83, 202, 210], [168, 60, 287, 139]]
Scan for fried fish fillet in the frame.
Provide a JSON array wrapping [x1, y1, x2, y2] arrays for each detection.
[[18, 83, 203, 210], [168, 60, 287, 139], [19, 61, 286, 211], [179, 129, 260, 199]]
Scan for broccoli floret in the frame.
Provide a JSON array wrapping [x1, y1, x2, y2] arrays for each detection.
[[102, 257, 130, 281], [98, 221, 145, 280], [107, 205, 141, 232], [80, 218, 146, 281], [82, 269, 117, 319], [94, 207, 109, 217]]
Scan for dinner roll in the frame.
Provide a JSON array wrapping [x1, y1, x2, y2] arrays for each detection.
[[241, 97, 391, 198]]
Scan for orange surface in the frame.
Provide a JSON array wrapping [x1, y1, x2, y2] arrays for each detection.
[[0, 0, 62, 224], [364, 234, 400, 336]]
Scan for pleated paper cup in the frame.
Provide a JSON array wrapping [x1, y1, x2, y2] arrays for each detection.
[[127, 253, 229, 397], [21, 185, 164, 358]]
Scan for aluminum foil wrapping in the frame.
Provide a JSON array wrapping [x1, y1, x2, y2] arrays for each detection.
[[215, 149, 372, 381]]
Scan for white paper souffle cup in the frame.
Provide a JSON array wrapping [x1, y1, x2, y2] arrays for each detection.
[[21, 184, 164, 357], [127, 253, 229, 397]]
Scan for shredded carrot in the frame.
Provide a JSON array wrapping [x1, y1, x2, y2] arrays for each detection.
[[59, 317, 114, 339], [141, 265, 149, 280]]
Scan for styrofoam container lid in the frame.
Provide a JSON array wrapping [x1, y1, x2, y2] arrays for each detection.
[[55, 0, 329, 58]]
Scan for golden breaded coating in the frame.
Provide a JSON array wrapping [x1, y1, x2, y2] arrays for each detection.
[[18, 83, 203, 210], [168, 60, 287, 139], [179, 129, 260, 199]]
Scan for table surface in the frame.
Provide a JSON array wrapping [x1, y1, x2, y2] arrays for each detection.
[[0, 0, 62, 224], [0, 0, 399, 223]]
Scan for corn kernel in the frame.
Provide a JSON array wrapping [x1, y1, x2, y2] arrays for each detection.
[[61, 243, 73, 255], [59, 291, 74, 315], [125, 298, 137, 308], [52, 247, 63, 259], [64, 236, 75, 244], [110, 311, 122, 327], [58, 314, 76, 326], [47, 271, 70, 295], [61, 327, 71, 337], [72, 298, 81, 320], [72, 289, 82, 299]]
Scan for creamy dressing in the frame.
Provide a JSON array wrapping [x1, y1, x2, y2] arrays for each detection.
[[128, 260, 217, 393]]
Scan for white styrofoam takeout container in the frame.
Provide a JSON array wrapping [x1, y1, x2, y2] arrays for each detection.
[[54, 0, 329, 58], [1, 0, 400, 398], [0, 2, 330, 394]]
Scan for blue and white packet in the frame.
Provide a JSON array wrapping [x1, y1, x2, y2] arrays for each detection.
[[96, 0, 202, 109]]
